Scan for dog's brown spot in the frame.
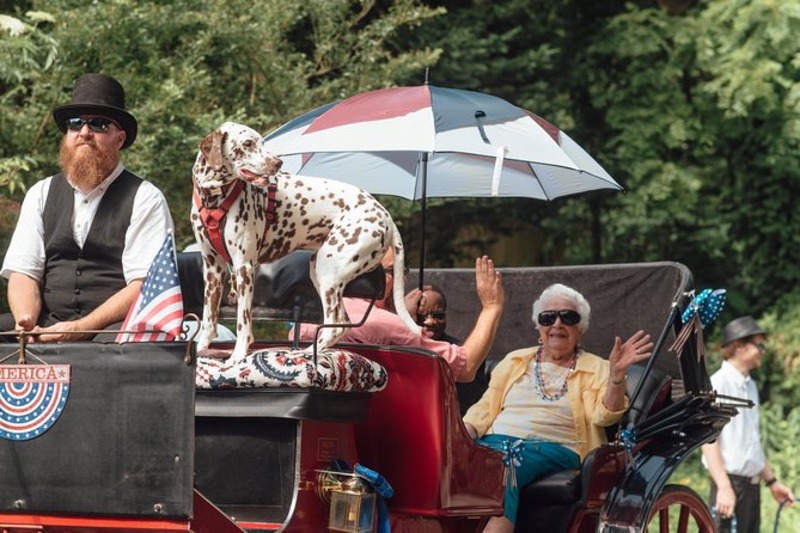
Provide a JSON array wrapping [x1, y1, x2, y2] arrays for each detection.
[[346, 227, 363, 245]]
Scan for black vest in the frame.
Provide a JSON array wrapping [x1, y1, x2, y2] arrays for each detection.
[[41, 171, 142, 320]]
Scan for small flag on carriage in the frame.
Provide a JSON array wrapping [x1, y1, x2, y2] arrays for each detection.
[[670, 288, 726, 361], [115, 233, 184, 343]]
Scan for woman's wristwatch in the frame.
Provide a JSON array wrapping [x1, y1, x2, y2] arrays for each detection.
[[765, 477, 777, 487]]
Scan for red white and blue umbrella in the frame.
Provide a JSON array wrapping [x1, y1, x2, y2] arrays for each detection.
[[263, 85, 622, 284]]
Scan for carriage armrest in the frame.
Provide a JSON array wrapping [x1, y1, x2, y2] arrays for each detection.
[[519, 443, 626, 511]]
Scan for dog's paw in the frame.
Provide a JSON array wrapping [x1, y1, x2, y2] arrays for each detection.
[[196, 339, 211, 352], [226, 355, 247, 366], [226, 348, 250, 366]]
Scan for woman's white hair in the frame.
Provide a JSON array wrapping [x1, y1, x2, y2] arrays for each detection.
[[532, 283, 591, 333]]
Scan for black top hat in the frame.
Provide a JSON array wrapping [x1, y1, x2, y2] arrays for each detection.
[[721, 315, 767, 346], [52, 73, 137, 149]]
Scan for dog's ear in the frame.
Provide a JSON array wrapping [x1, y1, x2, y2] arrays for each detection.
[[199, 129, 228, 169]]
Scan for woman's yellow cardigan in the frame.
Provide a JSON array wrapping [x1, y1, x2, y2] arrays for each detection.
[[463, 346, 628, 461]]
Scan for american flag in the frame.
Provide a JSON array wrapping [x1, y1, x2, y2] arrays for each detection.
[[115, 234, 184, 343]]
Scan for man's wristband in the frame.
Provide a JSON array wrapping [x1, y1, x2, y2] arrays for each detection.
[[765, 477, 777, 487]]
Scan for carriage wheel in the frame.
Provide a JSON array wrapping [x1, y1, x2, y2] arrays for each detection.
[[646, 484, 716, 533]]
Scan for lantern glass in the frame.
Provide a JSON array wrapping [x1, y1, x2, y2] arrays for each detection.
[[328, 489, 375, 533]]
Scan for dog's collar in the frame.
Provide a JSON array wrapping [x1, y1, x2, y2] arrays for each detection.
[[193, 179, 240, 201]]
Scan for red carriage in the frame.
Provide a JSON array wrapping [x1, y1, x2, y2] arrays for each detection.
[[0, 252, 741, 532]]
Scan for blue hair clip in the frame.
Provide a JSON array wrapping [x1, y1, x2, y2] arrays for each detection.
[[681, 288, 726, 328]]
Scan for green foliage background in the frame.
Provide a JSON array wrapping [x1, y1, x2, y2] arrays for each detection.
[[3, 1, 800, 529]]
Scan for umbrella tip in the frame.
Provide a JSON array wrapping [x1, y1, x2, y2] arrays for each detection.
[[424, 68, 430, 85]]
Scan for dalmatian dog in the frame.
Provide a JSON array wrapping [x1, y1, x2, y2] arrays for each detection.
[[191, 122, 420, 363]]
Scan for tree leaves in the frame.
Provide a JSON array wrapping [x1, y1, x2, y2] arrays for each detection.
[[0, 0, 444, 249]]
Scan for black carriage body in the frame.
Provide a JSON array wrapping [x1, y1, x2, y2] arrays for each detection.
[[0, 343, 195, 519]]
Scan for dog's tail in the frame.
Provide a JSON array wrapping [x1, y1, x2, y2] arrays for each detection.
[[390, 223, 422, 336]]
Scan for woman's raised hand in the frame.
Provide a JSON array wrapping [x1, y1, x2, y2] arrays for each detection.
[[608, 329, 653, 379]]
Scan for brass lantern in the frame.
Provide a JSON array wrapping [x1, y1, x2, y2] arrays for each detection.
[[318, 470, 376, 533]]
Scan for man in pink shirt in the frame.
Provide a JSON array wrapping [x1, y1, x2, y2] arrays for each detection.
[[296, 251, 504, 383]]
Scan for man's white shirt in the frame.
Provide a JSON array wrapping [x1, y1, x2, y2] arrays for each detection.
[[703, 360, 766, 477], [1, 164, 174, 283]]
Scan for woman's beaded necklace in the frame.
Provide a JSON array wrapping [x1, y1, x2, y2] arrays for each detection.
[[534, 346, 580, 401]]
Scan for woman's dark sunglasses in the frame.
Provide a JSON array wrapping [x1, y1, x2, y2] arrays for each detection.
[[538, 309, 581, 326], [65, 117, 116, 133]]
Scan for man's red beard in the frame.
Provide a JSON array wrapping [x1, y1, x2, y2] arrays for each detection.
[[58, 137, 119, 191]]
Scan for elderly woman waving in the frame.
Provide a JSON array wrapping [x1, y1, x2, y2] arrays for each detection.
[[464, 283, 653, 533]]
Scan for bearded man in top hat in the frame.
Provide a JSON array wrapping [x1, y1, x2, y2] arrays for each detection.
[[0, 73, 174, 342], [701, 315, 795, 532]]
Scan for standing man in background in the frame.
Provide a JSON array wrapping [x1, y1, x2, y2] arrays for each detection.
[[701, 315, 794, 532]]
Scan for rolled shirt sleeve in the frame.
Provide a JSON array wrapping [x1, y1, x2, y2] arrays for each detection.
[[1, 178, 49, 281], [122, 180, 174, 282]]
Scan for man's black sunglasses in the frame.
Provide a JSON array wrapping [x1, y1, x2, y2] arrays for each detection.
[[537, 309, 581, 326], [417, 311, 446, 322], [65, 117, 117, 133]]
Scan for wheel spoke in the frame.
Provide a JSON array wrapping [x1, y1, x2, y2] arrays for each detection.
[[677, 504, 689, 532], [647, 484, 715, 533]]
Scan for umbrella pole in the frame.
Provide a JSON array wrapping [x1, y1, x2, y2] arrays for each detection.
[[418, 152, 429, 290]]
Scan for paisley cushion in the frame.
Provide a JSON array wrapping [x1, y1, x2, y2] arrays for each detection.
[[195, 347, 388, 392]]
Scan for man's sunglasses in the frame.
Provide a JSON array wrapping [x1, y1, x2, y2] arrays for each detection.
[[537, 309, 581, 327], [417, 311, 446, 323], [65, 117, 117, 133], [749, 341, 767, 352]]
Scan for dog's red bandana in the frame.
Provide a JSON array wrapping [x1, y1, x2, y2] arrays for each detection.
[[193, 180, 278, 264]]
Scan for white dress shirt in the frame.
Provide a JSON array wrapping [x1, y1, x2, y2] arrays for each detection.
[[1, 164, 174, 283], [704, 360, 766, 477]]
